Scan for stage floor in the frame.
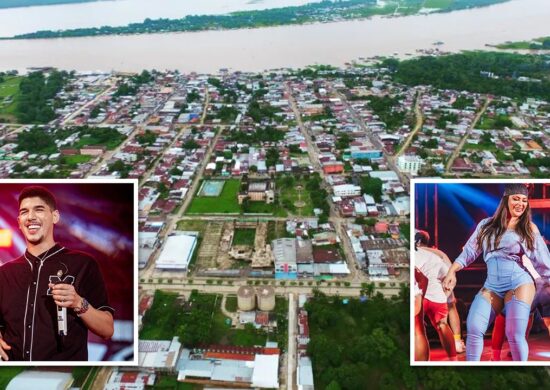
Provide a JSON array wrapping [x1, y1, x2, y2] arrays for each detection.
[[428, 333, 550, 362]]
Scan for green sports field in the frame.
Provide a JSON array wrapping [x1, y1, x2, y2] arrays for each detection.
[[186, 179, 241, 214]]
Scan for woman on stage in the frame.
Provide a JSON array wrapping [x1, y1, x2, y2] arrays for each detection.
[[443, 184, 550, 361]]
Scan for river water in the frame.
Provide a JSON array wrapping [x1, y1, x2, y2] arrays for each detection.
[[0, 0, 548, 73], [0, 0, 314, 37]]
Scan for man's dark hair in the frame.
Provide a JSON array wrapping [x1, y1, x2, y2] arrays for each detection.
[[18, 186, 57, 211], [414, 230, 430, 251]]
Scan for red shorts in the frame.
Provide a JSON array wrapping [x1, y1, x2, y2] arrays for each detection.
[[423, 298, 449, 327]]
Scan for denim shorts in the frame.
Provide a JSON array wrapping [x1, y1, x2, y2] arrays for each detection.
[[484, 258, 535, 298]]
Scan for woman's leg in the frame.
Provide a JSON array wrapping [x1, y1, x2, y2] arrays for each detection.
[[415, 295, 429, 361], [504, 283, 535, 361], [491, 313, 506, 360], [466, 289, 503, 361]]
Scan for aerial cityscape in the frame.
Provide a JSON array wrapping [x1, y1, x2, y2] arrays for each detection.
[[0, 0, 550, 389]]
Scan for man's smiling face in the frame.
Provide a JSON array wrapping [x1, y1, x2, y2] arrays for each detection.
[[18, 196, 59, 246]]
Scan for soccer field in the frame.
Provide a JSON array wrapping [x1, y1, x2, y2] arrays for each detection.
[[187, 179, 241, 214]]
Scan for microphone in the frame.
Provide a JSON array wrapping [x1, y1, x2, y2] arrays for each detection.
[[57, 306, 67, 336], [52, 266, 73, 337]]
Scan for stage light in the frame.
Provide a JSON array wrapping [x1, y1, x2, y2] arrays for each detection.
[[0, 229, 12, 248]]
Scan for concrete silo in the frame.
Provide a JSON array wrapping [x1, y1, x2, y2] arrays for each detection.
[[256, 286, 276, 311], [237, 286, 256, 311]]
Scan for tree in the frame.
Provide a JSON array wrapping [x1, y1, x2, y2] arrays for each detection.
[[266, 147, 279, 167], [183, 139, 199, 150], [157, 182, 169, 199], [187, 90, 200, 103], [136, 130, 156, 145], [360, 177, 383, 203]]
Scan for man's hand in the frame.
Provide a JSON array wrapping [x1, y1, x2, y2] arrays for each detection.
[[0, 334, 11, 361], [49, 283, 82, 310]]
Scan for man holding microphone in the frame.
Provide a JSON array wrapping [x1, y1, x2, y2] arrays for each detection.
[[0, 186, 114, 361]]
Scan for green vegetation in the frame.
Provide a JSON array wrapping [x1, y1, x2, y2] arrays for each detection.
[[140, 290, 184, 340], [478, 114, 514, 130], [232, 228, 256, 246], [399, 222, 410, 243], [13, 124, 124, 156], [225, 296, 238, 312], [424, 0, 452, 7], [60, 154, 93, 167], [136, 129, 157, 145], [187, 179, 241, 214], [72, 126, 126, 150], [113, 70, 153, 97], [391, 52, 550, 101], [15, 70, 69, 123], [496, 36, 550, 50], [307, 289, 550, 389], [267, 220, 290, 243], [9, 0, 507, 40], [152, 375, 196, 389], [360, 176, 383, 203], [0, 76, 21, 122], [247, 100, 282, 123], [243, 201, 277, 215], [216, 105, 240, 122], [227, 125, 285, 144], [176, 219, 208, 233], [0, 367, 24, 389], [276, 175, 315, 216], [367, 95, 406, 130], [71, 367, 100, 390], [108, 160, 132, 178], [306, 173, 330, 223], [15, 126, 56, 154], [141, 290, 279, 349], [452, 96, 474, 110]]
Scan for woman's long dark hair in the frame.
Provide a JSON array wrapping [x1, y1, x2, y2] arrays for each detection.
[[477, 195, 534, 252]]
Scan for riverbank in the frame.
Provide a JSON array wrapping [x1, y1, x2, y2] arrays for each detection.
[[5, 0, 509, 40], [0, 0, 547, 74]]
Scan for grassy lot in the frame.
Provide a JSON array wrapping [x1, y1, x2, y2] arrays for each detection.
[[267, 220, 291, 242], [0, 76, 21, 122], [140, 290, 184, 340], [151, 375, 196, 389], [176, 219, 208, 233], [0, 367, 24, 389], [60, 154, 93, 168], [225, 295, 238, 312], [233, 228, 256, 246], [187, 179, 241, 214], [72, 130, 125, 150], [245, 201, 276, 215]]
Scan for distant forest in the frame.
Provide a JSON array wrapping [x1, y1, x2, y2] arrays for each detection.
[[0, 0, 97, 9], [385, 52, 550, 101]]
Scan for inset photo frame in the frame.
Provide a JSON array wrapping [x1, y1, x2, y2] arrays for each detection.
[[411, 179, 550, 366], [0, 179, 138, 365]]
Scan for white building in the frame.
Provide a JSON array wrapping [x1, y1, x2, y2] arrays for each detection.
[[156, 232, 198, 271], [397, 155, 425, 175], [7, 371, 73, 390], [139, 337, 182, 369], [333, 184, 362, 197]]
